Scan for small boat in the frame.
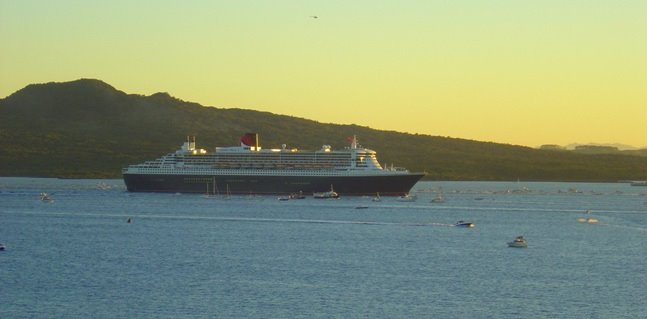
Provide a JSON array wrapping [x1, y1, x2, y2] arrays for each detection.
[[630, 181, 647, 186], [431, 193, 445, 203], [454, 221, 475, 228], [431, 187, 445, 203], [39, 192, 53, 202], [223, 184, 231, 200], [96, 182, 112, 190], [507, 236, 528, 248], [313, 185, 339, 199], [577, 217, 599, 224], [0, 243, 6, 251], [372, 192, 381, 202], [397, 193, 417, 202], [203, 177, 219, 198], [355, 206, 369, 209], [280, 191, 306, 201]]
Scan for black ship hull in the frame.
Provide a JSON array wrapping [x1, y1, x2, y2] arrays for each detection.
[[123, 173, 425, 196]]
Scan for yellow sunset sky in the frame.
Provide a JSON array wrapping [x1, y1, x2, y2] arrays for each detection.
[[1, 1, 645, 148]]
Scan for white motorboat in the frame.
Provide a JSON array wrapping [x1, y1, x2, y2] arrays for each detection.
[[507, 236, 528, 248], [454, 221, 475, 228], [397, 193, 417, 202], [313, 185, 339, 199]]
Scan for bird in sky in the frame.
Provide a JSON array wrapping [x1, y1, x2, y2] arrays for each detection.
[[310, 15, 318, 19]]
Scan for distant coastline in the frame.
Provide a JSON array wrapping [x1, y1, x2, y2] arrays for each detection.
[[2, 79, 647, 182]]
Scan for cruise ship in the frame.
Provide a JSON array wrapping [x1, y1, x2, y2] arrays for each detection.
[[122, 133, 425, 195]]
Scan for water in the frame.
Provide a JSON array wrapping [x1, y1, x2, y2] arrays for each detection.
[[1, 178, 646, 318]]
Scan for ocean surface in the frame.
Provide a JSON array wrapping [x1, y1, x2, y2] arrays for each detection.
[[1, 178, 646, 318]]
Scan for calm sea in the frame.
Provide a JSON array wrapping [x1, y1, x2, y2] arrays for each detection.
[[1, 178, 646, 318]]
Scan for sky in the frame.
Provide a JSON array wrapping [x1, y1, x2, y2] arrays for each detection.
[[2, 0, 646, 148]]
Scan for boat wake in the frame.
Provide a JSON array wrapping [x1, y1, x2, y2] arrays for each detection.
[[595, 222, 647, 233], [6, 209, 643, 231], [4, 210, 454, 228]]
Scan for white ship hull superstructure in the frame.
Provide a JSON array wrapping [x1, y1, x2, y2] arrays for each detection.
[[123, 134, 425, 195]]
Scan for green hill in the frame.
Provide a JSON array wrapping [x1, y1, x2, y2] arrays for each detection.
[[1, 79, 646, 181]]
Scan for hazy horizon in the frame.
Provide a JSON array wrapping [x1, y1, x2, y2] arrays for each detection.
[[2, 1, 645, 148]]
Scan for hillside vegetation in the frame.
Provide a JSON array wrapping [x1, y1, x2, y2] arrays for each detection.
[[1, 79, 646, 181]]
